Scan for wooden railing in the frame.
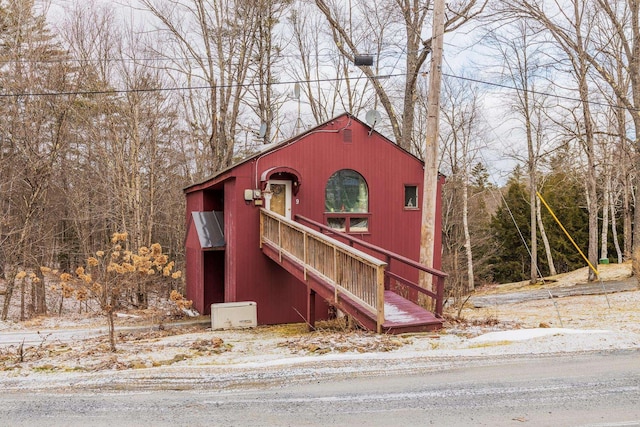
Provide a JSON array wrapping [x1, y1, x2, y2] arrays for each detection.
[[295, 215, 447, 318], [260, 209, 387, 331]]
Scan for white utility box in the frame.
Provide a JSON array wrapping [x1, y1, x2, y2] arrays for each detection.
[[211, 301, 257, 330]]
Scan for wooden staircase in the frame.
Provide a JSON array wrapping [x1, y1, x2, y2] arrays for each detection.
[[260, 209, 445, 334]]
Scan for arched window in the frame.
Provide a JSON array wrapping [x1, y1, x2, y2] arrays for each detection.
[[325, 169, 369, 232]]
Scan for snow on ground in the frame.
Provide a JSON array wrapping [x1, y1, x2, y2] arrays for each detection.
[[469, 327, 611, 343], [1, 291, 639, 382], [0, 263, 638, 390]]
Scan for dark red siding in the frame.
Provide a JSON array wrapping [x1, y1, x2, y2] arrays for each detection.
[[184, 114, 443, 324]]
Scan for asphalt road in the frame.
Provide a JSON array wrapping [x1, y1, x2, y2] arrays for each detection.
[[1, 350, 638, 426]]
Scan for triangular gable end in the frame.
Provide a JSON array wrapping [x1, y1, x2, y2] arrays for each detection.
[[184, 112, 425, 193]]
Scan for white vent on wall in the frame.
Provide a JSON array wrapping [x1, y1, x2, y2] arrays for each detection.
[[211, 302, 257, 330]]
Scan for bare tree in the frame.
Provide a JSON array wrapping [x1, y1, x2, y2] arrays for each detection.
[[0, 0, 75, 319], [60, 2, 184, 306], [439, 76, 486, 292], [313, 0, 486, 151], [588, 5, 635, 261], [285, 2, 373, 131], [500, 0, 640, 274], [485, 19, 557, 282], [590, 0, 640, 253], [140, 0, 262, 174], [244, 0, 292, 144]]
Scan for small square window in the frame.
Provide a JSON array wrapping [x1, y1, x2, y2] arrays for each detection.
[[404, 185, 418, 208], [327, 217, 346, 231], [349, 217, 368, 232]]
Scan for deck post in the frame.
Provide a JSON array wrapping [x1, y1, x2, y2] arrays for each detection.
[[376, 265, 385, 333], [307, 286, 316, 331], [435, 275, 444, 317], [259, 211, 264, 249], [303, 231, 308, 281], [278, 219, 282, 262], [384, 255, 391, 290]]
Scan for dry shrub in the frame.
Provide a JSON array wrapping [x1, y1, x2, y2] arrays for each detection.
[[47, 232, 185, 352], [169, 290, 193, 316], [314, 316, 361, 332], [442, 313, 499, 328]]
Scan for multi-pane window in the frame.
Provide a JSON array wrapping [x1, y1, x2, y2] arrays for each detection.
[[325, 169, 369, 233]]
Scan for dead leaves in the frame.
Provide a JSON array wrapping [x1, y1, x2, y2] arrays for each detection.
[[189, 337, 231, 355], [280, 332, 406, 355], [0, 332, 234, 373]]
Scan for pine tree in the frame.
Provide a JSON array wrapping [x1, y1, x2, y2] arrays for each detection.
[[488, 165, 592, 284], [538, 170, 590, 274], [489, 168, 532, 283]]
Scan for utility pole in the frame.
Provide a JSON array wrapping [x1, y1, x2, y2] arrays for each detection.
[[419, 0, 445, 299]]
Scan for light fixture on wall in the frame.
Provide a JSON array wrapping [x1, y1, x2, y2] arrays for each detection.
[[262, 183, 272, 202]]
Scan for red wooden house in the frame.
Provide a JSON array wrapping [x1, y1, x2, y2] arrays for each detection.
[[184, 113, 446, 334]]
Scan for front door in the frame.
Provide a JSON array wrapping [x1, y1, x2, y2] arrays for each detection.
[[266, 180, 292, 219]]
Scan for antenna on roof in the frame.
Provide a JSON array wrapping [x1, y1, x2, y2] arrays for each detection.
[[294, 83, 302, 133], [365, 109, 381, 136], [293, 83, 300, 100], [257, 123, 267, 139]]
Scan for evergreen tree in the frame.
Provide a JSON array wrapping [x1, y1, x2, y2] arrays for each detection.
[[538, 170, 590, 274], [488, 165, 591, 283], [489, 168, 532, 283]]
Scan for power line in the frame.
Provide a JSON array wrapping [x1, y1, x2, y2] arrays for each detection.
[[0, 73, 405, 98], [0, 69, 637, 114], [442, 72, 635, 112], [0, 50, 414, 65]]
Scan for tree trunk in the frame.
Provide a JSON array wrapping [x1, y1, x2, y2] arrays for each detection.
[[600, 175, 611, 262], [35, 268, 46, 314], [623, 177, 633, 260], [529, 174, 538, 284], [20, 274, 25, 321], [462, 180, 474, 291], [537, 196, 557, 276], [586, 179, 599, 281], [2, 270, 16, 321], [611, 190, 623, 263], [107, 309, 116, 352]]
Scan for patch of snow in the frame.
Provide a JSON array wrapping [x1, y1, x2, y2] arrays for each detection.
[[384, 302, 416, 323], [115, 313, 141, 318], [470, 328, 612, 343], [181, 307, 200, 317]]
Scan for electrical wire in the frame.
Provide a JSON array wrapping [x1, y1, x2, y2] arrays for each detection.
[[474, 131, 566, 325], [0, 66, 636, 114], [0, 73, 406, 98]]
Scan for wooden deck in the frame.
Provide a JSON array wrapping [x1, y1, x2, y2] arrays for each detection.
[[260, 209, 444, 334]]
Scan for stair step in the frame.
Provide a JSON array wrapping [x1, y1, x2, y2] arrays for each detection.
[[381, 291, 443, 333]]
